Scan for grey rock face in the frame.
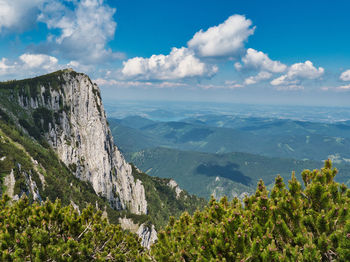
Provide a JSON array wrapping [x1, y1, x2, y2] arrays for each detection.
[[137, 224, 158, 249], [4, 166, 42, 202], [18, 70, 147, 215], [167, 179, 184, 199], [119, 217, 158, 249], [3, 170, 15, 199]]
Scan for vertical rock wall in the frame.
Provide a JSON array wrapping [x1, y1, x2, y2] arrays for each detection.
[[17, 69, 147, 215]]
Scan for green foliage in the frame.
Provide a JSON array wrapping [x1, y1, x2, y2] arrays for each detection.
[[0, 69, 81, 93], [32, 107, 54, 133], [0, 108, 11, 124], [132, 166, 206, 230], [125, 147, 350, 200], [0, 196, 146, 261], [151, 161, 350, 261]]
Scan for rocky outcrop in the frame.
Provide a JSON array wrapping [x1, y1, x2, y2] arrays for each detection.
[[17, 69, 147, 215], [3, 170, 15, 199], [4, 166, 42, 202], [118, 217, 141, 233], [167, 179, 183, 199], [119, 217, 158, 249], [137, 224, 158, 249]]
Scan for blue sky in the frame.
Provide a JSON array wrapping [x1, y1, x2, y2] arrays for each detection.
[[1, 0, 350, 106]]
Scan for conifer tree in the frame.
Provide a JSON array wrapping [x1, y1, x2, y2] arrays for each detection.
[[151, 160, 350, 261], [0, 196, 147, 261]]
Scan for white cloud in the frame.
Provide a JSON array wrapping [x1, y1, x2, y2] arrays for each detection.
[[94, 78, 188, 88], [94, 78, 120, 86], [270, 75, 299, 86], [338, 84, 350, 90], [120, 14, 255, 82], [244, 71, 272, 85], [0, 53, 71, 80], [37, 0, 121, 63], [275, 84, 304, 91], [287, 61, 324, 79], [188, 15, 255, 58], [340, 69, 350, 81], [67, 60, 94, 73], [20, 53, 58, 70], [322, 84, 350, 92], [0, 0, 44, 33], [0, 58, 14, 75], [197, 83, 243, 89], [121, 47, 218, 80], [235, 48, 287, 73], [96, 80, 244, 90], [271, 61, 324, 88], [0, 0, 120, 64]]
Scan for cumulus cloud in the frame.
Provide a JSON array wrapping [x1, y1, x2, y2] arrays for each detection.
[[0, 53, 72, 80], [0, 58, 15, 75], [121, 47, 218, 80], [188, 15, 255, 58], [340, 69, 350, 81], [244, 71, 272, 85], [20, 53, 58, 70], [0, 0, 44, 33], [37, 0, 122, 63], [287, 61, 324, 79], [270, 75, 296, 86], [120, 14, 255, 81], [235, 48, 287, 73], [0, 0, 120, 64], [67, 60, 94, 73], [271, 61, 324, 88]]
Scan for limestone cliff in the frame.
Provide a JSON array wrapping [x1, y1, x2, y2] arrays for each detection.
[[16, 69, 147, 215], [0, 69, 205, 248]]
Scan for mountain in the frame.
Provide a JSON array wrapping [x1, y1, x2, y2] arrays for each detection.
[[125, 147, 350, 199], [108, 116, 350, 200], [0, 69, 204, 248], [109, 115, 350, 162]]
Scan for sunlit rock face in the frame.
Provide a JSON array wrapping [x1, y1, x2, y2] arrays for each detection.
[[17, 69, 147, 215]]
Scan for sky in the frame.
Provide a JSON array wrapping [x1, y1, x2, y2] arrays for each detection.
[[0, 0, 350, 106]]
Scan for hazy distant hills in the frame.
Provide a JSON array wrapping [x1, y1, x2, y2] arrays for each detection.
[[183, 114, 350, 138], [124, 147, 350, 199], [109, 115, 350, 199], [109, 115, 350, 162]]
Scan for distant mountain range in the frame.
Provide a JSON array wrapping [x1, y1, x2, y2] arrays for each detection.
[[109, 115, 350, 162], [109, 115, 350, 199]]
